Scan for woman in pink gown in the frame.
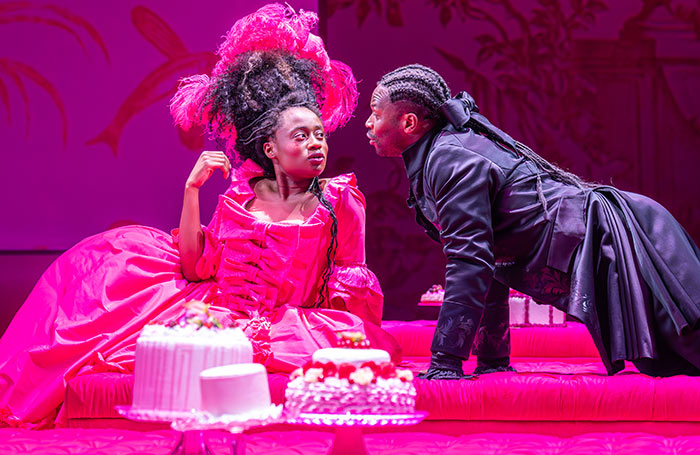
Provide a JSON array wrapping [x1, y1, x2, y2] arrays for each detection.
[[0, 4, 394, 428]]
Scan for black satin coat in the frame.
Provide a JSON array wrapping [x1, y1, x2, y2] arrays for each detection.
[[402, 94, 700, 375], [403, 120, 585, 352]]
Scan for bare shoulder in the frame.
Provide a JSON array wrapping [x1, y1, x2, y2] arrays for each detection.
[[250, 177, 275, 200]]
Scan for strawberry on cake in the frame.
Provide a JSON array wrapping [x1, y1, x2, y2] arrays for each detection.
[[284, 332, 416, 415], [419, 284, 444, 305], [131, 301, 253, 417]]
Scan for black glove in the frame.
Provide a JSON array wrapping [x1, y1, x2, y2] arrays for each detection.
[[473, 356, 516, 375], [417, 352, 475, 380]]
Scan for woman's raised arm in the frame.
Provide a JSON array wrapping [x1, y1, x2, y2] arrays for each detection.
[[178, 150, 231, 281]]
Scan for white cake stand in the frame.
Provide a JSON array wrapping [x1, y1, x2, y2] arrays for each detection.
[[116, 405, 284, 455], [287, 412, 428, 455]]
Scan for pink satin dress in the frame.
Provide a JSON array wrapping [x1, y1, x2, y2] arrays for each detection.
[[0, 160, 388, 428]]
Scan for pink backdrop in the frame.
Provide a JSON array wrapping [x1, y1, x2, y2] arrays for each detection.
[[0, 0, 315, 250], [2, 1, 700, 322]]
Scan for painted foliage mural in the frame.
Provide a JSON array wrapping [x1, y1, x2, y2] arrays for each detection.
[[1, 0, 314, 250], [323, 0, 700, 319], [3, 1, 700, 321]]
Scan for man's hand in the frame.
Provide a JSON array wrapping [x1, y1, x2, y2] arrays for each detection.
[[417, 351, 476, 380], [186, 151, 231, 190]]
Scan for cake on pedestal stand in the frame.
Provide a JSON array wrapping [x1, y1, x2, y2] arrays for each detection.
[[116, 404, 283, 455], [288, 412, 428, 455]]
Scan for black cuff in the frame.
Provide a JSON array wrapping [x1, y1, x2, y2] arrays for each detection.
[[474, 356, 515, 374], [416, 352, 477, 380], [431, 351, 465, 372], [476, 356, 509, 369]]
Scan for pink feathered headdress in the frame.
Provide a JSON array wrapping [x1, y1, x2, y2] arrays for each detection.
[[170, 3, 358, 150]]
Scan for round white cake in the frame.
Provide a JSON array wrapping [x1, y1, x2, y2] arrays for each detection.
[[200, 363, 271, 418], [132, 319, 253, 415], [284, 347, 415, 415], [312, 348, 390, 367]]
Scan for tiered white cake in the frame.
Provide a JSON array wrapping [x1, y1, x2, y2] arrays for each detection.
[[131, 302, 253, 416], [284, 333, 416, 415]]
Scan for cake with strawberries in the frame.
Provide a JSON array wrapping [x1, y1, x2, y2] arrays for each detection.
[[131, 301, 253, 417], [420, 284, 444, 304], [284, 332, 416, 415]]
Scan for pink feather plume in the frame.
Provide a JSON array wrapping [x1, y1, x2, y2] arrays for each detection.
[[169, 3, 358, 144], [169, 74, 210, 130]]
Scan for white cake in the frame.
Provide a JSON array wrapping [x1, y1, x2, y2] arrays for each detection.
[[199, 363, 271, 417], [312, 348, 390, 367], [131, 303, 253, 416], [284, 341, 415, 415], [509, 290, 567, 327], [419, 284, 444, 304], [419, 285, 567, 327]]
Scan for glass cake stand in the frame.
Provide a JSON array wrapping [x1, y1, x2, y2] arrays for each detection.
[[287, 411, 428, 455], [116, 405, 284, 455]]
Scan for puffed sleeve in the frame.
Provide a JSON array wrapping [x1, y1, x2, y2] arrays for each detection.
[[325, 177, 384, 326], [425, 143, 502, 358]]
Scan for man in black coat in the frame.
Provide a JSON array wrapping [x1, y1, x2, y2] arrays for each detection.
[[366, 64, 700, 379]]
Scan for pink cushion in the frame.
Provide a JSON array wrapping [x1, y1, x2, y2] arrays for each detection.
[[65, 373, 132, 420], [400, 358, 627, 374], [63, 321, 700, 429], [382, 321, 600, 358], [414, 370, 700, 421], [66, 361, 700, 426], [64, 372, 290, 423]]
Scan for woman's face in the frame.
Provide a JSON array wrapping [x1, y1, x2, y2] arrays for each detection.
[[265, 107, 328, 180]]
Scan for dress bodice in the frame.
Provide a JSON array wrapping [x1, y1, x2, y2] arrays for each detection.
[[194, 160, 381, 321]]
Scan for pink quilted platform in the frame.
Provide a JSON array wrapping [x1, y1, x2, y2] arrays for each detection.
[[61, 321, 700, 436], [3, 321, 699, 453]]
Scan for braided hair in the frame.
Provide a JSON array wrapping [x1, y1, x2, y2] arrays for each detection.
[[379, 64, 588, 189], [379, 64, 451, 121], [205, 51, 338, 307]]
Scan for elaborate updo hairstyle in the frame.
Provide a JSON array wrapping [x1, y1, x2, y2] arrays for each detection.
[[206, 51, 338, 308], [379, 64, 587, 189], [206, 51, 324, 177]]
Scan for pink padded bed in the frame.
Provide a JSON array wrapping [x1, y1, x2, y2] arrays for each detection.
[[62, 321, 700, 434]]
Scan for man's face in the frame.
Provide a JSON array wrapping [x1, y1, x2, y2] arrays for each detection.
[[365, 85, 406, 157]]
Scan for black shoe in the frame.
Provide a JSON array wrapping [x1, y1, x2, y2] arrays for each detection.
[[417, 367, 476, 380], [473, 364, 516, 375]]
